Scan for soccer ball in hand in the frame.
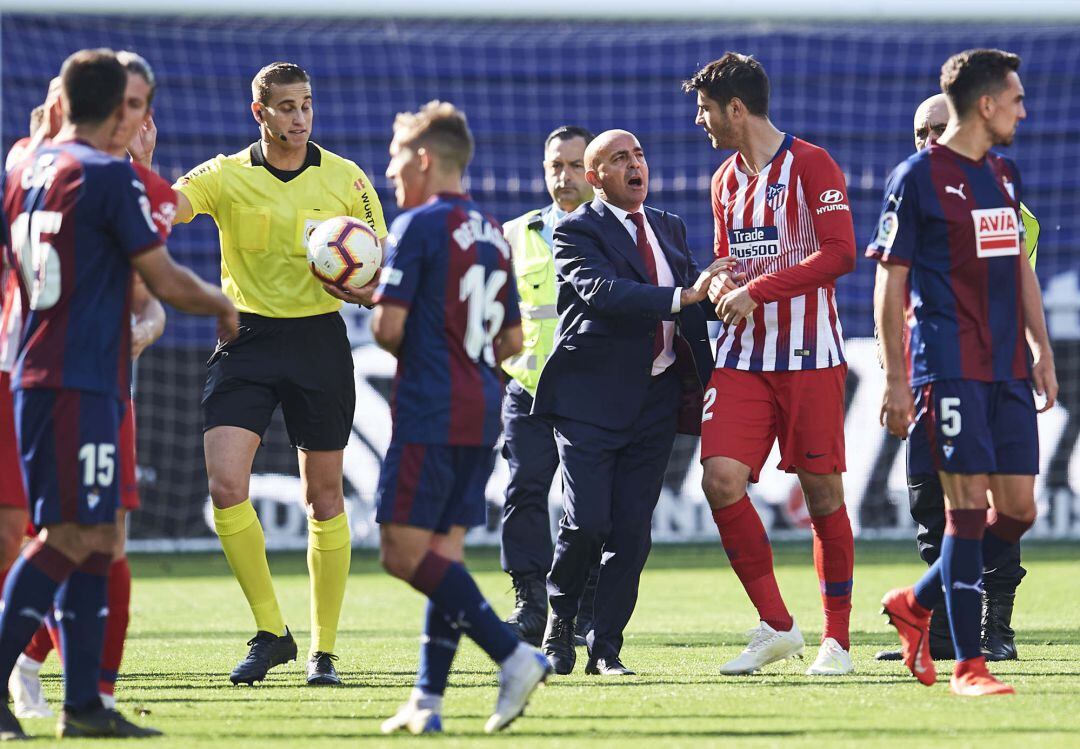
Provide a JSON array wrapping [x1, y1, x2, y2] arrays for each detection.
[[306, 216, 381, 290]]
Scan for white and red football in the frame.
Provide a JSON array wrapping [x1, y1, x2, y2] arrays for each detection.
[[306, 216, 381, 290]]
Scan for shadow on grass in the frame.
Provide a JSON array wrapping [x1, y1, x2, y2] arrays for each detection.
[[127, 541, 1080, 579]]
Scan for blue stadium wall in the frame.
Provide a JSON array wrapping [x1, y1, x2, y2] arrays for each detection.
[[3, 16, 1079, 544]]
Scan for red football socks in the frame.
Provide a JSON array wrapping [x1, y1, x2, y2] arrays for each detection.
[[810, 504, 854, 650], [98, 557, 132, 695], [711, 495, 793, 632]]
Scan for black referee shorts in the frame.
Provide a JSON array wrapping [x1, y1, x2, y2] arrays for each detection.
[[202, 312, 355, 451]]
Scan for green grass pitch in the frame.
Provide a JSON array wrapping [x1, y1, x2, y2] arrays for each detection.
[[20, 541, 1080, 747]]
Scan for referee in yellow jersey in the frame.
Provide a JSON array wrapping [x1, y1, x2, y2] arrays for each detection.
[[166, 62, 387, 686]]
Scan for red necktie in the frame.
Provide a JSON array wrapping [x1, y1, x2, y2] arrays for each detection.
[[627, 212, 664, 361]]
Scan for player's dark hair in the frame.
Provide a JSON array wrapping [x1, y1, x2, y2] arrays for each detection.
[[29, 105, 45, 136], [59, 48, 127, 126], [117, 50, 157, 106], [393, 100, 474, 173], [251, 61, 310, 105], [544, 125, 594, 151], [940, 49, 1021, 118], [682, 52, 770, 117]]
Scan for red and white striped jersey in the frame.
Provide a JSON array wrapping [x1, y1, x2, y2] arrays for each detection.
[[711, 134, 856, 372], [2, 138, 35, 375], [0, 267, 21, 375]]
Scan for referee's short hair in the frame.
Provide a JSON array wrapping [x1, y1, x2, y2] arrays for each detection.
[[940, 49, 1021, 118], [252, 62, 310, 105], [60, 48, 127, 126], [393, 101, 474, 173], [544, 125, 594, 151]]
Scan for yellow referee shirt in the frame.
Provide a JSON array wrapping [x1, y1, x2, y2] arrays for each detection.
[[175, 142, 387, 318]]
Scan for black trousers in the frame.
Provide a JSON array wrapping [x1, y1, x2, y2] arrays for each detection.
[[908, 473, 1025, 593], [499, 381, 559, 575]]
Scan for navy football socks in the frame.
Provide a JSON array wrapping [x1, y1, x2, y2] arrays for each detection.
[[416, 600, 461, 696], [912, 509, 1032, 612], [56, 552, 111, 712], [938, 509, 987, 661], [0, 541, 77, 696], [409, 551, 519, 665]]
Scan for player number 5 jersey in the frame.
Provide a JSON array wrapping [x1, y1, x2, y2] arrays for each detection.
[[865, 144, 1029, 385], [712, 134, 856, 372]]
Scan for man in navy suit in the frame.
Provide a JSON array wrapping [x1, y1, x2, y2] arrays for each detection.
[[532, 129, 727, 675]]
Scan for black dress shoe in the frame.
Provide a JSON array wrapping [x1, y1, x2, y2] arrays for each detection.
[[541, 613, 576, 675], [585, 655, 634, 675], [506, 573, 548, 647], [982, 591, 1018, 661]]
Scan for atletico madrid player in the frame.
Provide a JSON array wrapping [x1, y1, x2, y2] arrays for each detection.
[[683, 52, 858, 676], [871, 49, 1057, 696]]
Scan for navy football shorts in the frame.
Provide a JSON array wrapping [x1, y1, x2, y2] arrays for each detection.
[[376, 442, 495, 532], [15, 388, 123, 530], [908, 378, 1038, 476]]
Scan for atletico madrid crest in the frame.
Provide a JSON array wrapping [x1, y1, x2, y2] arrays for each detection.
[[766, 182, 787, 210]]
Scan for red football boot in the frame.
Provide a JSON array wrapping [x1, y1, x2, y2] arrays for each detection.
[[881, 587, 936, 686], [951, 657, 1015, 696]]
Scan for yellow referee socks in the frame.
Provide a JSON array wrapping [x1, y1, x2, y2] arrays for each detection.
[[307, 512, 352, 655], [213, 499, 286, 637]]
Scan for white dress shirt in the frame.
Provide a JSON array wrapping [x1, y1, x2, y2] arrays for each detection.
[[599, 199, 682, 375]]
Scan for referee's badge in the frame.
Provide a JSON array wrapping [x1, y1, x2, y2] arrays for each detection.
[[303, 218, 323, 249]]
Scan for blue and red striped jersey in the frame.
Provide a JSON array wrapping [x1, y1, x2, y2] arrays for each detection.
[[373, 193, 520, 446], [866, 144, 1029, 386], [3, 140, 160, 399]]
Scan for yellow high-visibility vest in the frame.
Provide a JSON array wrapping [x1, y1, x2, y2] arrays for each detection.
[[1021, 202, 1039, 269], [501, 209, 559, 396]]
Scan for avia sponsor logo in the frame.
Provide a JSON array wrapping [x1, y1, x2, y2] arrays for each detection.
[[971, 207, 1020, 258], [815, 188, 850, 215], [728, 226, 780, 259]]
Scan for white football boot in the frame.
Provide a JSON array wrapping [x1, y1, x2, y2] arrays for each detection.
[[381, 689, 443, 735], [484, 643, 552, 734], [9, 654, 53, 718], [720, 619, 805, 675], [805, 637, 854, 675]]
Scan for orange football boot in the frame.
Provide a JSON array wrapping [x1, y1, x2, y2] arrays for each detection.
[[951, 656, 1015, 696], [881, 587, 936, 686]]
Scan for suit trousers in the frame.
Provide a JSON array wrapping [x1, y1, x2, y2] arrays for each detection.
[[500, 380, 560, 575], [908, 473, 1025, 593], [546, 368, 680, 660]]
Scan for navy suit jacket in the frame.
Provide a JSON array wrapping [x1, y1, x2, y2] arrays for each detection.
[[532, 197, 713, 434]]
